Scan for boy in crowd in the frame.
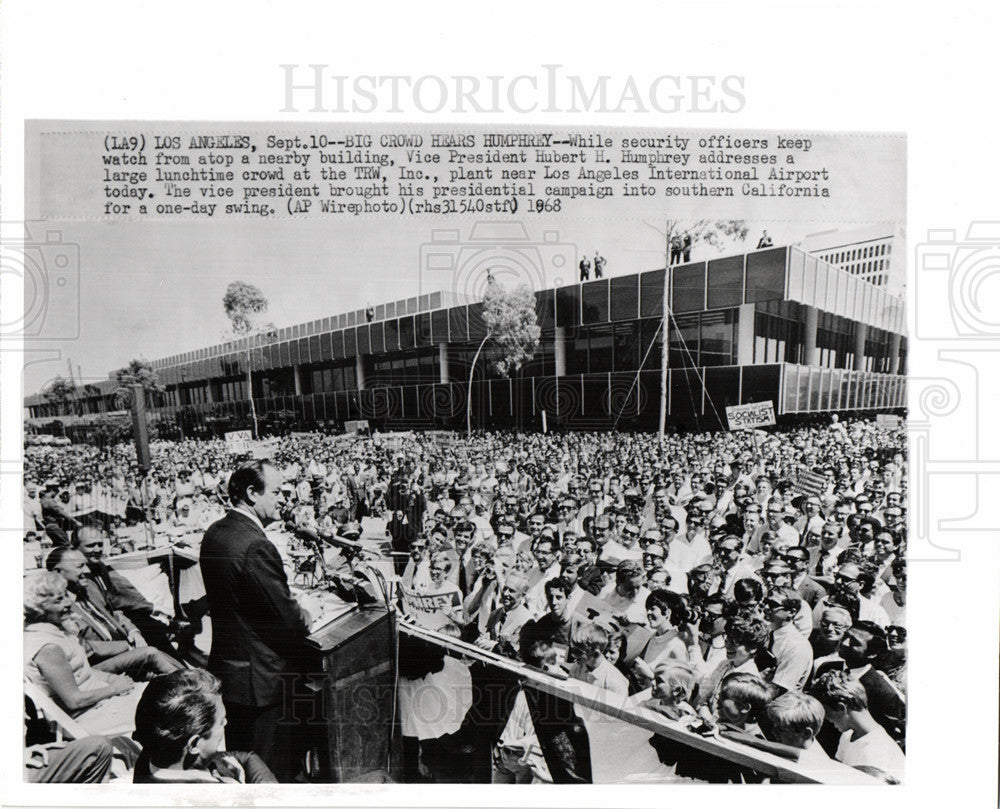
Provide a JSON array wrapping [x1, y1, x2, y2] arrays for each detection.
[[641, 660, 700, 721], [810, 670, 904, 782], [567, 622, 629, 696], [765, 693, 838, 777]]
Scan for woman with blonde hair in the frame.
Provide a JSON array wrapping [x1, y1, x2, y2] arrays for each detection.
[[23, 571, 144, 735]]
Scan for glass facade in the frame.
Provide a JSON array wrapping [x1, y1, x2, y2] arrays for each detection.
[[26, 243, 907, 431]]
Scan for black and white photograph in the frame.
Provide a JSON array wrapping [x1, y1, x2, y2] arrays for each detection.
[[18, 121, 907, 786], [3, 2, 999, 807]]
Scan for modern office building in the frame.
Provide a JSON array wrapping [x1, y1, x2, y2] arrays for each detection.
[[798, 226, 904, 297], [25, 243, 907, 434]]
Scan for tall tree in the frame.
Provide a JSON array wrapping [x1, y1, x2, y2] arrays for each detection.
[[466, 280, 540, 437], [114, 358, 165, 409], [41, 375, 76, 416], [223, 281, 276, 438], [650, 219, 749, 438]]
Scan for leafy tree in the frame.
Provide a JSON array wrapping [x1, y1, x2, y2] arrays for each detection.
[[222, 281, 276, 439], [646, 219, 749, 438], [114, 358, 165, 409], [41, 376, 77, 416], [466, 280, 540, 436]]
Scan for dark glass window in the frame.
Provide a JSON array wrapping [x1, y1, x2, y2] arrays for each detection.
[[399, 315, 415, 349], [332, 331, 344, 359], [369, 322, 384, 354], [707, 255, 744, 309], [449, 306, 469, 341], [588, 324, 613, 373], [431, 309, 449, 343], [468, 303, 487, 341], [746, 247, 787, 302], [640, 319, 663, 371], [556, 285, 580, 328], [535, 289, 555, 331], [566, 333, 588, 375], [700, 310, 735, 366], [384, 319, 400, 351], [613, 321, 641, 371], [671, 262, 706, 313], [416, 313, 432, 347], [343, 327, 357, 357], [356, 324, 371, 356], [669, 314, 700, 367], [610, 275, 639, 321], [640, 270, 665, 318], [581, 279, 609, 324]]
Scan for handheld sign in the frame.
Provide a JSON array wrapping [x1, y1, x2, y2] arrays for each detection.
[[400, 585, 462, 627], [224, 430, 253, 454], [725, 401, 776, 431], [876, 414, 901, 428]]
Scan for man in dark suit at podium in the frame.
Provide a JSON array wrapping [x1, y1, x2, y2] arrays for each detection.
[[200, 460, 313, 782]]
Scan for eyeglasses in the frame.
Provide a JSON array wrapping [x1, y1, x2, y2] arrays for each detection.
[[820, 620, 850, 631]]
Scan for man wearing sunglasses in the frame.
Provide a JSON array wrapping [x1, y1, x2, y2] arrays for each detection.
[[761, 587, 813, 694]]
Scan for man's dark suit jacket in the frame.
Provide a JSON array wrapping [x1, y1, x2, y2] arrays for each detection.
[[795, 575, 828, 609], [199, 511, 310, 707]]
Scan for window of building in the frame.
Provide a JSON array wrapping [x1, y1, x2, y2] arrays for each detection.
[[581, 279, 610, 324], [671, 262, 706, 312], [588, 324, 613, 372], [707, 254, 744, 309], [745, 247, 786, 303]]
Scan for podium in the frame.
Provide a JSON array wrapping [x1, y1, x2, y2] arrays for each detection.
[[306, 608, 400, 782]]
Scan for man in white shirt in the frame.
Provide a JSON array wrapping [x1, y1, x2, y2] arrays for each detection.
[[667, 513, 712, 573], [598, 559, 650, 628], [523, 536, 562, 615], [762, 588, 814, 693]]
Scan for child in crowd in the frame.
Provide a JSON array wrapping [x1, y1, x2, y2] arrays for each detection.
[[641, 660, 700, 721], [567, 622, 629, 697], [764, 692, 838, 778], [715, 671, 771, 736]]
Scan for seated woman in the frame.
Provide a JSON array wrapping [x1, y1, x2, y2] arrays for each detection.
[[23, 571, 144, 736], [132, 669, 276, 783], [630, 590, 694, 693]]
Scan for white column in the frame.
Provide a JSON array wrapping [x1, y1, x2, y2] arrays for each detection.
[[439, 343, 449, 384], [854, 322, 868, 371], [888, 331, 901, 374], [554, 327, 567, 376], [737, 302, 756, 365], [355, 354, 366, 390]]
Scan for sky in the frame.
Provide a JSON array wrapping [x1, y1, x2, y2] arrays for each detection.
[[22, 215, 885, 396]]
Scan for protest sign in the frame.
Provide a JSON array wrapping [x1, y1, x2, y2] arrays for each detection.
[[224, 430, 253, 454], [725, 401, 776, 431]]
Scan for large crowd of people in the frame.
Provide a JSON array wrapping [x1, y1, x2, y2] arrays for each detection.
[[23, 415, 907, 784]]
